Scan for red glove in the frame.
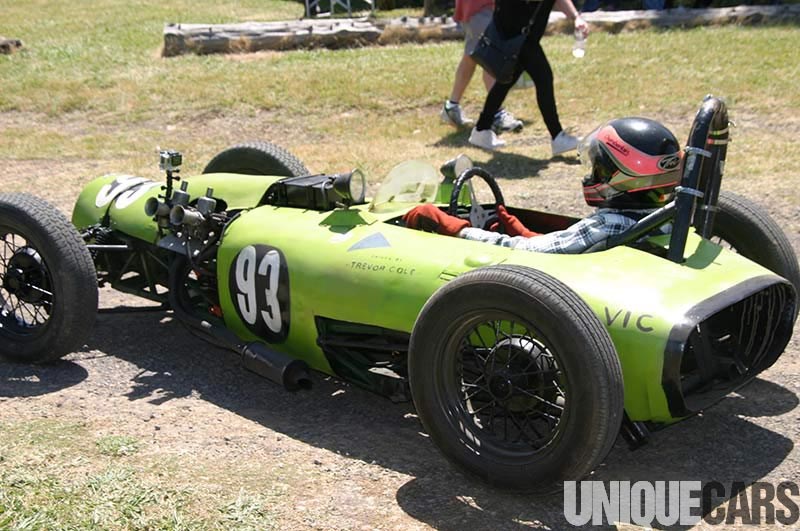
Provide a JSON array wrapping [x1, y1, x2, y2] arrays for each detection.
[[403, 204, 470, 236], [495, 205, 539, 237]]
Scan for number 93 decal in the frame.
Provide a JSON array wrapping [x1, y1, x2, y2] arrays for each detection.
[[229, 244, 290, 342]]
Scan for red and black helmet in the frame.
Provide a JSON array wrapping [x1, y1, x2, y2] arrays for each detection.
[[579, 117, 683, 209]]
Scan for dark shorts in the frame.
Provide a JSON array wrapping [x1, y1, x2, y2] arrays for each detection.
[[462, 8, 492, 55]]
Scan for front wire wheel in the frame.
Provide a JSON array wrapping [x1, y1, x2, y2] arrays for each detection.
[[449, 317, 567, 456], [409, 265, 623, 492]]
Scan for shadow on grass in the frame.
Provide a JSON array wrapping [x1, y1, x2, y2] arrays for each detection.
[[0, 358, 89, 397], [432, 129, 583, 181], [482, 151, 581, 180], [84, 310, 797, 530], [432, 148, 582, 182], [432, 129, 470, 149]]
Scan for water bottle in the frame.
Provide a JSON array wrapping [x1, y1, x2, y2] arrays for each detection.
[[572, 27, 587, 58]]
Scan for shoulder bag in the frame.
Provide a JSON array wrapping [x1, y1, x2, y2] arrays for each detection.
[[469, 3, 543, 85]]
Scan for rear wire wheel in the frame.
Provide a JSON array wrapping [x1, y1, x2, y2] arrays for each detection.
[[711, 191, 800, 319], [409, 265, 623, 492], [0, 193, 98, 363], [202, 141, 309, 177]]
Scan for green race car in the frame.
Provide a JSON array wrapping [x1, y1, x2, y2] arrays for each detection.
[[1, 96, 797, 492]]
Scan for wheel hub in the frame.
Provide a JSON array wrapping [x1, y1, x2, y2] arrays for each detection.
[[485, 337, 553, 408], [488, 372, 515, 400], [455, 321, 568, 455], [3, 247, 48, 304]]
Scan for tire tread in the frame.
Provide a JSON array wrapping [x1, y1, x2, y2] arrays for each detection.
[[0, 193, 98, 362], [409, 265, 624, 492], [715, 190, 800, 314], [202, 141, 309, 177]]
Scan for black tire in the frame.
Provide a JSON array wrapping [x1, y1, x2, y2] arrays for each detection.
[[408, 265, 624, 492], [202, 141, 309, 177], [0, 193, 98, 363], [712, 191, 800, 316]]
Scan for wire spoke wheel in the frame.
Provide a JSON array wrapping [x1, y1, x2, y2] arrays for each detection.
[[0, 193, 98, 363], [0, 230, 55, 336], [452, 317, 567, 455], [409, 265, 623, 492]]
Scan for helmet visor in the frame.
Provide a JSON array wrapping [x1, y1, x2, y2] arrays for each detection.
[[577, 125, 603, 176]]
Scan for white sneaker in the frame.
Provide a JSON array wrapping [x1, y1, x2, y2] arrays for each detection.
[[492, 109, 523, 133], [469, 127, 506, 151], [551, 130, 579, 156], [440, 102, 474, 128]]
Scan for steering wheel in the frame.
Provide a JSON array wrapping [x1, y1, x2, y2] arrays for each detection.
[[448, 167, 505, 230]]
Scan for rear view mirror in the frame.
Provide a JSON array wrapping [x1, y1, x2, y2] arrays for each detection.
[[440, 154, 473, 181]]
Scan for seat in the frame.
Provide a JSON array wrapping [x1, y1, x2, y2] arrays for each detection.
[[305, 0, 375, 17]]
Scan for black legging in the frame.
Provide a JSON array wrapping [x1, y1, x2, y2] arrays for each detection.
[[475, 42, 562, 139], [475, 0, 563, 139]]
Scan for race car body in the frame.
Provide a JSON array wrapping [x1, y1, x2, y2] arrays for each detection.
[[69, 164, 795, 425]]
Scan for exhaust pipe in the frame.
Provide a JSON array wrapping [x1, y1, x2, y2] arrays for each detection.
[[167, 257, 311, 392], [241, 342, 312, 391]]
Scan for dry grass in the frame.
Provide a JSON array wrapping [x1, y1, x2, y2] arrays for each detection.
[[0, 420, 286, 529]]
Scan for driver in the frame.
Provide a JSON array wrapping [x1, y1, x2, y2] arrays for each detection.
[[403, 117, 683, 254]]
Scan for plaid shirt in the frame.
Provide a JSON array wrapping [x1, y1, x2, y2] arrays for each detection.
[[460, 209, 659, 254]]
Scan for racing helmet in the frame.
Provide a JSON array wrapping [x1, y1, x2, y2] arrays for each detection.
[[578, 117, 683, 209]]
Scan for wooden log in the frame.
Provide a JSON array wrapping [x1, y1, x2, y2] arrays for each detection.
[[163, 21, 382, 56], [162, 5, 800, 57], [378, 16, 461, 45], [572, 4, 800, 34]]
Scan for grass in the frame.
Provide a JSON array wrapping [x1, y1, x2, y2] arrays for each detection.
[[2, 23, 798, 185], [0, 2, 799, 527], [0, 420, 281, 529], [0, 462, 203, 529], [96, 435, 141, 457], [219, 489, 277, 529], [3, 22, 798, 118], [1, 14, 798, 180]]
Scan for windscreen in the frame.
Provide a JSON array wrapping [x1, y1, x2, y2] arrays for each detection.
[[369, 160, 440, 213]]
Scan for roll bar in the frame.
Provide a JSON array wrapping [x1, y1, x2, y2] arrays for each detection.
[[593, 95, 730, 261], [667, 95, 730, 262]]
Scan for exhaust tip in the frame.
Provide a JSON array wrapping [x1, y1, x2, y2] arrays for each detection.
[[241, 342, 312, 392], [284, 361, 313, 392]]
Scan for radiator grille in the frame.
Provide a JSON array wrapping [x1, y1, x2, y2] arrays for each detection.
[[676, 282, 795, 414]]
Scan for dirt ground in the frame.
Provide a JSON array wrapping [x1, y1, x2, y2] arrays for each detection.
[[1, 111, 800, 530]]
